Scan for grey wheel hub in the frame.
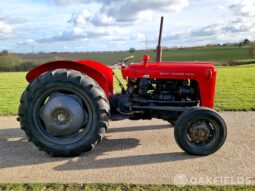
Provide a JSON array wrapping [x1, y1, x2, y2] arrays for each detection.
[[188, 121, 211, 143], [39, 93, 87, 136]]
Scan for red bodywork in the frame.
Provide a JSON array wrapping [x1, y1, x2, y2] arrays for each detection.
[[26, 60, 114, 97], [26, 56, 216, 108], [122, 60, 216, 108]]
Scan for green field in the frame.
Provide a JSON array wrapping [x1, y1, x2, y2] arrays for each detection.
[[0, 183, 254, 191], [18, 46, 253, 66], [0, 72, 27, 115], [214, 65, 255, 110], [0, 64, 254, 115]]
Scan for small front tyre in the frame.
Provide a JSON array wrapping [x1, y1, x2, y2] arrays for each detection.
[[174, 107, 227, 156]]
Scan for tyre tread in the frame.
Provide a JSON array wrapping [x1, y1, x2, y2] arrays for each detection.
[[18, 69, 110, 157]]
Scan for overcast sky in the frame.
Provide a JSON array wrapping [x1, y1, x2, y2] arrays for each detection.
[[0, 0, 255, 53]]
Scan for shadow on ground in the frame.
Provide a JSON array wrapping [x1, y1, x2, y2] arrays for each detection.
[[0, 124, 195, 171], [107, 124, 171, 133]]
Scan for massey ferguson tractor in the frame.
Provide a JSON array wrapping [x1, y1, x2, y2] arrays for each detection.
[[18, 18, 227, 157]]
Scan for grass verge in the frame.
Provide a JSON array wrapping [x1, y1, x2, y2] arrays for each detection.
[[214, 64, 255, 110], [0, 183, 254, 191]]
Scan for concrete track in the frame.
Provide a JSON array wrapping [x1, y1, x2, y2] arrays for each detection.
[[0, 112, 254, 184]]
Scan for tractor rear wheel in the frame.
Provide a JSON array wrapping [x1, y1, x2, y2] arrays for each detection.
[[174, 107, 227, 156], [18, 69, 110, 157]]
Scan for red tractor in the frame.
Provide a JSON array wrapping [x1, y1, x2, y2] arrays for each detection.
[[18, 18, 227, 157]]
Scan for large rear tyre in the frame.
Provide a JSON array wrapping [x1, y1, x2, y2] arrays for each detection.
[[174, 107, 227, 156], [18, 69, 110, 157]]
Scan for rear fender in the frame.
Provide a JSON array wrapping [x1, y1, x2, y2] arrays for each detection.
[[26, 60, 113, 97]]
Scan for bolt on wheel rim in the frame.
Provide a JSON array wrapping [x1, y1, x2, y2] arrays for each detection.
[[186, 119, 218, 145]]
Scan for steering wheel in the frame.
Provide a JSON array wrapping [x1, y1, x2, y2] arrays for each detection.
[[110, 55, 134, 67]]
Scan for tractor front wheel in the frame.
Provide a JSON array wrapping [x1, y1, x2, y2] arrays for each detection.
[[18, 69, 110, 157], [174, 107, 227, 156]]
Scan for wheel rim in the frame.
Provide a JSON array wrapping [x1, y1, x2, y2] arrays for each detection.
[[186, 118, 219, 146], [39, 93, 88, 136], [32, 84, 94, 145]]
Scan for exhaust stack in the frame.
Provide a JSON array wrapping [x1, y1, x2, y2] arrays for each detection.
[[156, 17, 164, 62]]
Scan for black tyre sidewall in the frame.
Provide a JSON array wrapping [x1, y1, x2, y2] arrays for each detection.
[[19, 69, 110, 156], [174, 108, 227, 155]]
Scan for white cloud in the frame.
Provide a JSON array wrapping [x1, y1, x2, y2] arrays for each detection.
[[99, 0, 189, 22], [48, 0, 190, 46], [166, 17, 255, 45], [37, 30, 84, 43], [26, 0, 255, 49], [36, 8, 146, 44], [90, 14, 117, 26], [54, 0, 85, 6], [68, 9, 91, 26], [35, 27, 128, 43], [0, 21, 13, 39], [223, 20, 253, 33], [190, 25, 219, 37], [3, 0, 255, 53], [130, 33, 146, 41], [163, 0, 255, 45], [18, 39, 35, 46], [137, 10, 154, 22], [54, 0, 189, 24], [217, 5, 226, 10], [0, 16, 27, 25], [229, 0, 255, 17], [70, 9, 127, 27]]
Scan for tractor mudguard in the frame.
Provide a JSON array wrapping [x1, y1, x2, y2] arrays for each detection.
[[26, 60, 113, 97]]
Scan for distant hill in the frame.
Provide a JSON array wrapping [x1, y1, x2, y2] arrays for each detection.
[[1, 45, 254, 72], [17, 46, 253, 66]]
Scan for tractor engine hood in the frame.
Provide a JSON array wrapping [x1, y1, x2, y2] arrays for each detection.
[[121, 61, 216, 81], [121, 58, 217, 108]]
